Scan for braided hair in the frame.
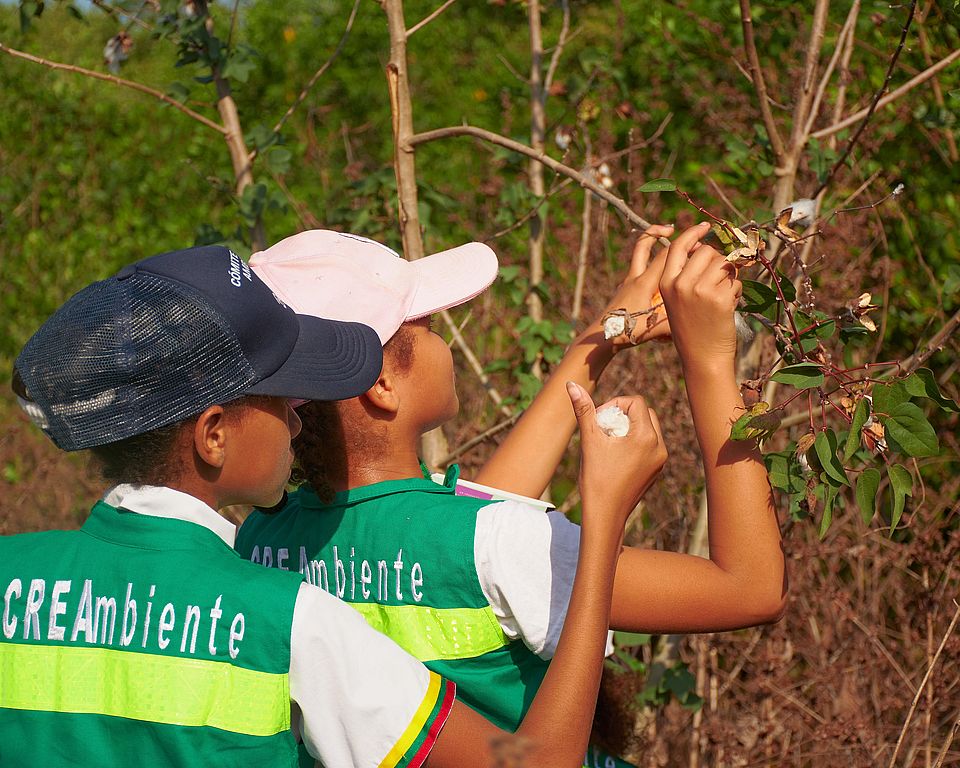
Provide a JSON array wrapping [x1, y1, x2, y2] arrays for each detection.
[[293, 322, 418, 502]]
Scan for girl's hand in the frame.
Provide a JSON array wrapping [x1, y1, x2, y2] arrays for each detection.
[[596, 224, 674, 348], [658, 222, 742, 370], [567, 381, 667, 528]]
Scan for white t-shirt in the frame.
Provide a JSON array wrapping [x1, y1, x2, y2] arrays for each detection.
[[473, 501, 613, 660], [105, 485, 450, 768]]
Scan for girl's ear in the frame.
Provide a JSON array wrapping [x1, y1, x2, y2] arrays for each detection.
[[362, 370, 400, 414], [193, 405, 229, 468]]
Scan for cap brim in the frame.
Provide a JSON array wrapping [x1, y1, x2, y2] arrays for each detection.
[[245, 316, 383, 401], [405, 242, 499, 320]]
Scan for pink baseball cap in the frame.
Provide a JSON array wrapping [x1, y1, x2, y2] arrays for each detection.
[[250, 230, 499, 344]]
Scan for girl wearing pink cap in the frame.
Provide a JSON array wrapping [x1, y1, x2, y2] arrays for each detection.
[[238, 224, 787, 766]]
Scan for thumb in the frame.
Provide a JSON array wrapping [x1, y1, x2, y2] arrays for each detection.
[[566, 381, 596, 425]]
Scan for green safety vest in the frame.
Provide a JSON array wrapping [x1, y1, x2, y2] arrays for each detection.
[[237, 468, 550, 732], [0, 501, 303, 767]]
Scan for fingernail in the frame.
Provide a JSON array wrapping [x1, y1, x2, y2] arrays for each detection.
[[566, 381, 581, 402]]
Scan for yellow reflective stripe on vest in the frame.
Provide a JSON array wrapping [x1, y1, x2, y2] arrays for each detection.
[[347, 602, 509, 662], [0, 642, 290, 737]]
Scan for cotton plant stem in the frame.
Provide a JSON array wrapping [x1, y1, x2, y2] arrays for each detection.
[[0, 42, 226, 134], [815, 0, 919, 196], [405, 0, 458, 38], [408, 124, 654, 229], [440, 309, 513, 418], [811, 48, 960, 141], [261, 0, 362, 153], [888, 600, 960, 768]]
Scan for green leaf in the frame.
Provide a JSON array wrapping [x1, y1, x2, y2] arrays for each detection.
[[613, 631, 651, 647], [774, 272, 797, 303], [872, 381, 910, 415], [887, 463, 912, 534], [843, 398, 870, 461], [166, 82, 191, 103], [638, 178, 676, 193], [814, 430, 849, 486], [902, 369, 959, 412], [856, 468, 881, 524], [770, 363, 824, 389], [882, 402, 940, 457], [765, 451, 805, 493], [730, 407, 781, 441], [819, 485, 840, 539], [264, 147, 292, 175], [740, 280, 778, 314]]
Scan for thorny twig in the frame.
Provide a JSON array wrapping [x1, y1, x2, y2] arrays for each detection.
[[815, 0, 918, 196]]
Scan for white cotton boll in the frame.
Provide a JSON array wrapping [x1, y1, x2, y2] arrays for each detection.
[[603, 314, 626, 340], [596, 406, 630, 437], [734, 311, 755, 344], [787, 198, 816, 228]]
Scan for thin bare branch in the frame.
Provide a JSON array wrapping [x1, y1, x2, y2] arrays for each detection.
[[738, 0, 785, 162], [543, 0, 570, 95], [90, 0, 154, 32], [496, 52, 529, 85], [226, 0, 241, 49], [263, 0, 362, 151], [572, 130, 594, 322], [439, 412, 521, 465], [0, 42, 226, 135], [439, 308, 513, 418], [789, 0, 830, 152], [888, 600, 960, 768], [486, 177, 573, 242], [408, 124, 653, 229], [406, 0, 458, 38], [813, 47, 960, 141], [815, 0, 919, 196], [901, 307, 960, 374], [803, 1, 860, 139]]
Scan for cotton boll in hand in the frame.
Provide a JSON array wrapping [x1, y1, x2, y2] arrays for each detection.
[[596, 406, 630, 437]]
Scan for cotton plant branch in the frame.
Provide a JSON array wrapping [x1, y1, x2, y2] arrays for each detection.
[[543, 0, 570, 96], [738, 0, 785, 163], [888, 600, 960, 768], [0, 42, 226, 134], [810, 47, 960, 141], [439, 308, 514, 418], [802, 1, 861, 140], [791, 0, 830, 151], [254, 0, 363, 161], [406, 0, 458, 38], [438, 412, 521, 466], [486, 177, 574, 242], [814, 0, 919, 197], [408, 124, 654, 229]]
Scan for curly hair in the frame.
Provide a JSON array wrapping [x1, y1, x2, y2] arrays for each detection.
[[89, 397, 264, 486], [293, 322, 418, 502]]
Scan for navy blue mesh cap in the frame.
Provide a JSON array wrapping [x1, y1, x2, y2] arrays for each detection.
[[13, 245, 383, 451]]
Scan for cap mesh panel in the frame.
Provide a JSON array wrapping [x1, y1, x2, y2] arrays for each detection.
[[16, 273, 257, 450]]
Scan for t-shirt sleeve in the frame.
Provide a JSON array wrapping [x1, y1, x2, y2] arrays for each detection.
[[289, 583, 455, 768], [474, 502, 585, 660]]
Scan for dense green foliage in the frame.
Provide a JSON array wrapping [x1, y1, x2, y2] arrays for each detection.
[[2, 2, 959, 762]]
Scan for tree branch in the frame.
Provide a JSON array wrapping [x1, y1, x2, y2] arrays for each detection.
[[815, 0, 919, 196], [888, 600, 960, 768], [543, 0, 570, 95], [439, 308, 513, 418], [406, 0, 458, 38], [260, 0, 362, 155], [0, 42, 227, 135], [738, 0, 785, 162], [802, 1, 860, 140], [408, 124, 653, 229]]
